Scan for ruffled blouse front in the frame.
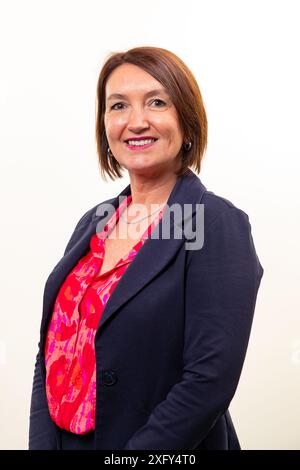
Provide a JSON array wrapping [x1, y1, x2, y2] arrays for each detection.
[[44, 194, 166, 434]]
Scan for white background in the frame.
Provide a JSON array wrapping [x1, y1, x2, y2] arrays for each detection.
[[0, 0, 299, 449]]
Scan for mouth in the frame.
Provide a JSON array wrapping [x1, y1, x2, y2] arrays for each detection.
[[125, 138, 158, 151]]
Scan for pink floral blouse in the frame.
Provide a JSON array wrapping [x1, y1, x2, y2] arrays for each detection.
[[44, 194, 166, 434]]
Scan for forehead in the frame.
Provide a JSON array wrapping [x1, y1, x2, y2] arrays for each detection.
[[105, 63, 168, 99]]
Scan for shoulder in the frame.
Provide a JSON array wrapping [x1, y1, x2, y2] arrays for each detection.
[[185, 188, 264, 296], [185, 184, 256, 261], [63, 197, 115, 255], [186, 187, 264, 282], [73, 197, 116, 230], [200, 189, 250, 231]]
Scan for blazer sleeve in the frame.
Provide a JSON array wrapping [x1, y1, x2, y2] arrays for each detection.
[[28, 345, 58, 449], [123, 207, 264, 450]]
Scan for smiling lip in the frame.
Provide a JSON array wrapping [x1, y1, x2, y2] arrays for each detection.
[[124, 136, 157, 142], [125, 138, 158, 151]]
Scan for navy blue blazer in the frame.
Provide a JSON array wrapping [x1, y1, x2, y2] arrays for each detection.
[[29, 169, 264, 450]]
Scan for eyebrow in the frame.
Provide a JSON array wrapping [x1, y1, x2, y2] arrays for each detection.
[[106, 88, 168, 102]]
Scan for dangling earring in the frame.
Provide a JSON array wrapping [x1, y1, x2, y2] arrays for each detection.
[[183, 141, 192, 152], [107, 147, 114, 158]]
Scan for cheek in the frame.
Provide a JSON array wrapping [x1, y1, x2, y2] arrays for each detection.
[[171, 121, 184, 145], [153, 115, 182, 140], [105, 115, 127, 137], [164, 126, 182, 145]]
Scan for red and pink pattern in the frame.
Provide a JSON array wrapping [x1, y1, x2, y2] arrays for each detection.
[[44, 195, 166, 434]]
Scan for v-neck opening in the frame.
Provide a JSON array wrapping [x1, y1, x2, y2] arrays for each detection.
[[92, 195, 166, 280]]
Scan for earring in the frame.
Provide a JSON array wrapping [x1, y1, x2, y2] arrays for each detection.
[[107, 147, 114, 158], [183, 141, 192, 152]]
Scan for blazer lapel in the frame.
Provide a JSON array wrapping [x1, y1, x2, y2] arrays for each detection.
[[40, 169, 207, 351], [96, 169, 207, 334]]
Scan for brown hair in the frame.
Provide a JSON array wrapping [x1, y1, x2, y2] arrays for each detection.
[[95, 46, 208, 181]]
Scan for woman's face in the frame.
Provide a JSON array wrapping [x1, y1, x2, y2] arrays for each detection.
[[104, 63, 184, 177]]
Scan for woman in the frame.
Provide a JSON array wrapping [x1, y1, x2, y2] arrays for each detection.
[[29, 46, 264, 450]]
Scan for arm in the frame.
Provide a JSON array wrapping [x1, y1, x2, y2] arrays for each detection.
[[123, 208, 264, 450], [28, 346, 58, 449]]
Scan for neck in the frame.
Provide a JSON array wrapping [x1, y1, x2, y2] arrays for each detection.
[[128, 171, 178, 209]]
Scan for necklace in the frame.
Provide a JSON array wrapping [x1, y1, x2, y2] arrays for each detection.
[[119, 202, 166, 224]]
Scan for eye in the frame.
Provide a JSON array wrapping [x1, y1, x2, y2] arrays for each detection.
[[110, 102, 125, 111], [109, 99, 166, 111], [151, 99, 166, 107]]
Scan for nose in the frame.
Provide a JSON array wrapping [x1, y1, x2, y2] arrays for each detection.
[[127, 106, 150, 132]]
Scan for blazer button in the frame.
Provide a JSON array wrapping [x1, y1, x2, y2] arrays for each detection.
[[102, 369, 117, 386]]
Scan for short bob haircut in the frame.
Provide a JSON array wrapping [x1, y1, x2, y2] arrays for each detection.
[[95, 46, 208, 181]]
